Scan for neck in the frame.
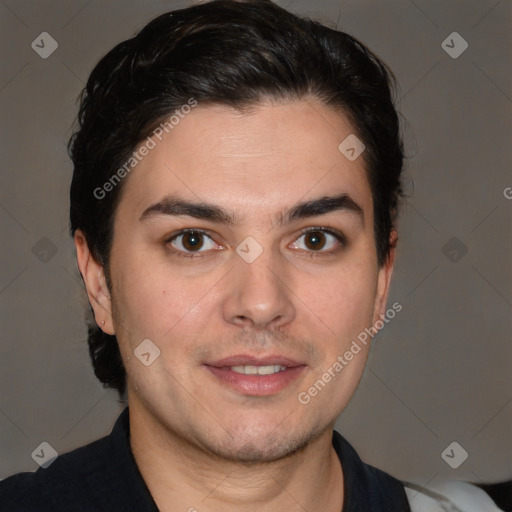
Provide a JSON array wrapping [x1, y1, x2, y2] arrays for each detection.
[[128, 402, 344, 512]]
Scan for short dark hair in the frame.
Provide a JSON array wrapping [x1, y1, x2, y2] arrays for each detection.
[[68, 0, 405, 396]]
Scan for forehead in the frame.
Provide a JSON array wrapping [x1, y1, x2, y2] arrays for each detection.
[[116, 98, 372, 222]]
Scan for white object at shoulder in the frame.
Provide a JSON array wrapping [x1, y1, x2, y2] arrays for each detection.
[[404, 480, 502, 512]]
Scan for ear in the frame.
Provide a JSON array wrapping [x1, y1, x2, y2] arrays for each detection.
[[74, 229, 115, 335], [372, 229, 398, 324]]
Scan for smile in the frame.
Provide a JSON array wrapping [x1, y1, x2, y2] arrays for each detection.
[[204, 354, 306, 395], [227, 365, 288, 375]]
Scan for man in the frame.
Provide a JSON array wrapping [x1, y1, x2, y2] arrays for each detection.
[[0, 0, 411, 510]]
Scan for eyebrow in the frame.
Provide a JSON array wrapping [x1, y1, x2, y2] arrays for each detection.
[[139, 192, 364, 226]]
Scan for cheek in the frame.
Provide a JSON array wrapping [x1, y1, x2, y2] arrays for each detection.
[[300, 261, 377, 347], [111, 252, 219, 346], [110, 266, 212, 393]]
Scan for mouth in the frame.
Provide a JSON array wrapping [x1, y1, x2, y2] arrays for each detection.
[[204, 355, 306, 396]]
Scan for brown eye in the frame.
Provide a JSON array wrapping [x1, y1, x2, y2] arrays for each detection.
[[181, 231, 204, 251], [168, 230, 219, 255], [304, 231, 326, 250], [290, 228, 345, 254]]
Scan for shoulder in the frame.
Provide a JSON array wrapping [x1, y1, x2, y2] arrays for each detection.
[[1, 408, 158, 512], [332, 430, 411, 511], [0, 434, 113, 512]]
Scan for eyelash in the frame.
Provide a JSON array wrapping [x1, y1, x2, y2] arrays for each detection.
[[164, 227, 346, 259]]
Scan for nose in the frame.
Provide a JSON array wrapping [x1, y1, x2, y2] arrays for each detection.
[[222, 247, 296, 331]]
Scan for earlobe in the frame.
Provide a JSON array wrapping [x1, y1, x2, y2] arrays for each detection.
[[74, 230, 115, 335]]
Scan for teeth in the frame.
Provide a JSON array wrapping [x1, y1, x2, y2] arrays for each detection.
[[230, 365, 287, 375]]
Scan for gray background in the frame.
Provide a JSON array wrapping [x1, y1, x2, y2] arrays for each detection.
[[1, 0, 511, 490]]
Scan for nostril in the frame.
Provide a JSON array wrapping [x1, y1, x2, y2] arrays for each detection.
[[233, 315, 259, 328]]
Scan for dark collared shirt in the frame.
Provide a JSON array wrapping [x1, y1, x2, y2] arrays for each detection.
[[0, 408, 410, 511]]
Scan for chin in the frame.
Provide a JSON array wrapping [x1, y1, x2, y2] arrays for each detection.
[[204, 422, 318, 464]]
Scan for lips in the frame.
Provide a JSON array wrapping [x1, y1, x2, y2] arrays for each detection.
[[204, 355, 306, 396]]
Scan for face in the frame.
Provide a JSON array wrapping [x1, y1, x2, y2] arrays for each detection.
[[76, 98, 395, 463]]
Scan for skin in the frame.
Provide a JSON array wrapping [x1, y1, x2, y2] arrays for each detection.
[[75, 97, 397, 512]]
